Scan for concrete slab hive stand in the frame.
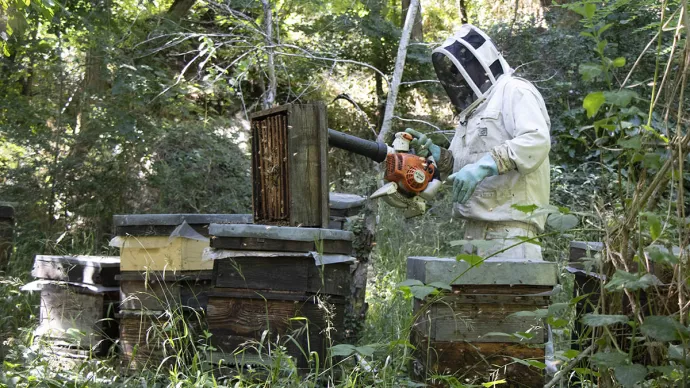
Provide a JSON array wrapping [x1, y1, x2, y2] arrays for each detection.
[[206, 223, 354, 371], [0, 204, 14, 271], [113, 213, 251, 371], [407, 256, 558, 387], [250, 103, 329, 228], [22, 255, 121, 357]]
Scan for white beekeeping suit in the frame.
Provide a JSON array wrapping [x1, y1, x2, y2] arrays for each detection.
[[429, 25, 551, 261]]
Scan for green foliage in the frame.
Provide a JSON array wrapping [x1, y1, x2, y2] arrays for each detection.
[[147, 122, 251, 214]]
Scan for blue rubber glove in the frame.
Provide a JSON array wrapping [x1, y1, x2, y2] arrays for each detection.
[[404, 128, 441, 161], [448, 154, 499, 204]]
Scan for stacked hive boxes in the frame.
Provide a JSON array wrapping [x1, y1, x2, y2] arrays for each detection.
[[407, 257, 557, 386], [23, 255, 120, 359], [205, 223, 354, 370], [112, 214, 251, 369]]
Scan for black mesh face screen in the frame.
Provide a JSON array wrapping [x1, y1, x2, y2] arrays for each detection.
[[443, 40, 491, 94], [432, 52, 474, 113]]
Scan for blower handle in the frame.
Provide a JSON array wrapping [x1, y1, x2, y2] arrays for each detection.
[[327, 129, 389, 163]]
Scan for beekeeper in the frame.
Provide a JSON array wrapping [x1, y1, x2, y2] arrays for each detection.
[[407, 24, 551, 261]]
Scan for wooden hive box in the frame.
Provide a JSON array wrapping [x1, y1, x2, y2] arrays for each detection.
[[22, 280, 119, 354], [407, 257, 557, 387], [119, 271, 212, 311], [118, 310, 203, 370], [206, 223, 353, 370], [0, 204, 14, 270], [250, 104, 329, 228], [113, 214, 252, 272]]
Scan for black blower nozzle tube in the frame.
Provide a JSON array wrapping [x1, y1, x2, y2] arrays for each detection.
[[328, 129, 389, 163]]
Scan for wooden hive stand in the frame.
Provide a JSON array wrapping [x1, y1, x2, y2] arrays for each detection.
[[112, 213, 251, 370], [407, 256, 558, 387], [205, 223, 354, 372], [23, 255, 121, 359]]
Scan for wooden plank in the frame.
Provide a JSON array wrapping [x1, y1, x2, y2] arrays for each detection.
[[308, 262, 351, 296], [206, 294, 344, 369], [120, 276, 212, 311], [317, 104, 329, 229], [210, 236, 352, 255], [249, 104, 289, 119], [287, 103, 328, 228], [411, 331, 545, 387], [213, 257, 351, 296], [213, 257, 310, 292], [118, 270, 213, 282], [32, 255, 120, 286], [120, 279, 181, 311], [119, 314, 171, 370], [426, 302, 546, 343]]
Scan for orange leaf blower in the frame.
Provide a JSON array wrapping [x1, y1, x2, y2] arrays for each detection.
[[328, 130, 442, 217]]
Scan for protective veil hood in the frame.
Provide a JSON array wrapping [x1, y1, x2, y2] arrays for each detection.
[[432, 24, 511, 113]]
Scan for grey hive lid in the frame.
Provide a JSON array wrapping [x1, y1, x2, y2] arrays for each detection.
[[407, 256, 558, 286], [34, 255, 120, 267], [209, 223, 354, 242], [114, 214, 253, 226], [114, 214, 253, 237]]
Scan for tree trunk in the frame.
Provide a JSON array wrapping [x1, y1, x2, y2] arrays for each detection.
[[378, 0, 420, 143], [168, 0, 196, 21], [458, 0, 469, 24], [402, 0, 423, 41], [260, 0, 277, 109]]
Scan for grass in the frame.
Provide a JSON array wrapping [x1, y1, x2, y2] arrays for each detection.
[[0, 195, 581, 387]]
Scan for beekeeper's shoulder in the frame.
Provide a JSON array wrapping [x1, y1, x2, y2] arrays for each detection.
[[502, 76, 545, 104], [504, 75, 539, 94]]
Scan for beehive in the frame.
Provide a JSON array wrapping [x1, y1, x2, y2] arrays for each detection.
[[407, 256, 557, 386], [206, 223, 353, 370], [250, 104, 329, 228], [23, 254, 120, 356]]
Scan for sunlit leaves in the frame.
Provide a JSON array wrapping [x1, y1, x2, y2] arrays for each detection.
[[511, 203, 538, 214], [583, 92, 605, 117], [612, 57, 626, 68]]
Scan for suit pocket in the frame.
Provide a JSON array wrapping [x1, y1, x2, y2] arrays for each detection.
[[468, 110, 504, 154]]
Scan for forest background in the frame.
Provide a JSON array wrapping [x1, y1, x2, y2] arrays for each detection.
[[1, 0, 689, 386]]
